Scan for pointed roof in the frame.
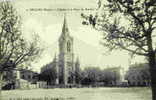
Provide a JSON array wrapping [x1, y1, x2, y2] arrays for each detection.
[[61, 14, 69, 36]]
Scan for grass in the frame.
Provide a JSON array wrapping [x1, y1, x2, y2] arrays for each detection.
[[2, 87, 152, 100]]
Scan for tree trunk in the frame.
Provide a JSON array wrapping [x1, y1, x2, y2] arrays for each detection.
[[149, 51, 156, 100], [147, 32, 156, 100], [0, 73, 3, 100]]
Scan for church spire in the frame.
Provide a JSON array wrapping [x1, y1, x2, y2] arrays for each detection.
[[62, 14, 69, 36]]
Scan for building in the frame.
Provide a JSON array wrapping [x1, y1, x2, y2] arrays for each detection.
[[2, 68, 39, 90], [15, 69, 39, 89], [41, 15, 80, 86], [19, 69, 39, 84]]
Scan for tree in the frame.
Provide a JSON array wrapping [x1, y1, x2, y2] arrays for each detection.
[[125, 63, 150, 86], [75, 64, 82, 84], [0, 1, 42, 97], [82, 0, 156, 99], [40, 62, 57, 85], [80, 67, 121, 86], [81, 67, 101, 85], [100, 67, 120, 86]]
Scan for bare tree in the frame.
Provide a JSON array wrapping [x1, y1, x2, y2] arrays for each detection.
[[0, 1, 42, 97], [81, 0, 156, 99]]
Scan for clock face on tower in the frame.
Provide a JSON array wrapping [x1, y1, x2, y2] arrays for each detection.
[[67, 41, 71, 52]]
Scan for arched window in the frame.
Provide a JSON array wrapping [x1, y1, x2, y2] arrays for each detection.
[[67, 41, 71, 52], [22, 75, 25, 79]]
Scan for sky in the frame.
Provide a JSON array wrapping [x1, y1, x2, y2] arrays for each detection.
[[10, 0, 146, 72]]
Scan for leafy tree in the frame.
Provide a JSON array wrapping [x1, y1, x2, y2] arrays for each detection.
[[125, 63, 150, 86], [82, 0, 156, 99], [40, 62, 57, 85], [81, 67, 102, 85], [81, 67, 121, 86], [75, 62, 82, 84], [101, 67, 121, 85], [0, 1, 42, 97]]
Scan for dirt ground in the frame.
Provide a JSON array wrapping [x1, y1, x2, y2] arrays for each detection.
[[2, 87, 152, 100]]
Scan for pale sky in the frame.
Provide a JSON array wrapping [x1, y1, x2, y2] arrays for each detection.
[[11, 0, 145, 72]]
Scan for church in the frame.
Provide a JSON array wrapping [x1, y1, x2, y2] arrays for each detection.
[[41, 15, 80, 85]]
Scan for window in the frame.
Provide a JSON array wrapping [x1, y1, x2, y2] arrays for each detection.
[[67, 41, 71, 52], [22, 75, 25, 79], [28, 75, 31, 79]]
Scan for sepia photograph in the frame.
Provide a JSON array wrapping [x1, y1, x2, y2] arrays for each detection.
[[0, 0, 155, 100]]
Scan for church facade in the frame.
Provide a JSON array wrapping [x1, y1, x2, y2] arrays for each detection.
[[41, 16, 80, 85]]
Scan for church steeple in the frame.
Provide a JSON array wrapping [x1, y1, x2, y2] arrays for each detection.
[[58, 14, 74, 85], [62, 14, 69, 36]]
